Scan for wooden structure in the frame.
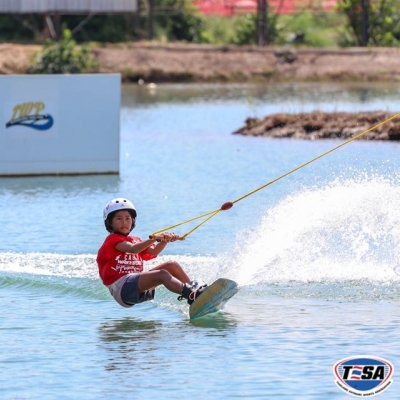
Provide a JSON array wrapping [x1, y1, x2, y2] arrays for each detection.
[[0, 0, 138, 40], [0, 0, 138, 13]]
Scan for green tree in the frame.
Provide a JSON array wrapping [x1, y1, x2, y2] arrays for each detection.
[[29, 29, 97, 74], [154, 0, 204, 42], [0, 14, 41, 41], [338, 0, 400, 46], [231, 13, 279, 45]]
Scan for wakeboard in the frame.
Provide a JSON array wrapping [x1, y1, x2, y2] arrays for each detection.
[[189, 278, 239, 320]]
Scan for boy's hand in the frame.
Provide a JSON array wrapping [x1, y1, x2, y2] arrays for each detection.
[[149, 233, 184, 242], [160, 232, 180, 242]]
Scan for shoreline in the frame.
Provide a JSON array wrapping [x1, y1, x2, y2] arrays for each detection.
[[1, 42, 400, 83]]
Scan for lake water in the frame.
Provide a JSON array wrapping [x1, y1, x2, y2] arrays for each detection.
[[1, 82, 400, 399]]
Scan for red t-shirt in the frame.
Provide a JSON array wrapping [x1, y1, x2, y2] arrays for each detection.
[[97, 233, 157, 286]]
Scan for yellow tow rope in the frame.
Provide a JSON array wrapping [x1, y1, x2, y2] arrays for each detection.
[[150, 112, 400, 240]]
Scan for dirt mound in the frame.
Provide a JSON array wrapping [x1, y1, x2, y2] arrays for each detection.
[[233, 111, 400, 140]]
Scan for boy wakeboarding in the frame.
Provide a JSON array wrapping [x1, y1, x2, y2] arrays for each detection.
[[97, 198, 207, 308]]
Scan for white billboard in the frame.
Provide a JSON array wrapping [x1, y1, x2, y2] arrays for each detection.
[[0, 74, 120, 176]]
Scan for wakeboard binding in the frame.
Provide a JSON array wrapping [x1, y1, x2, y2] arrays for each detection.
[[178, 282, 208, 305]]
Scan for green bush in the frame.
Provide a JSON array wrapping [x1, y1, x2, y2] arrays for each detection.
[[198, 15, 242, 44], [275, 11, 346, 47], [29, 29, 97, 74], [154, 0, 204, 42], [198, 13, 278, 45], [231, 14, 257, 45]]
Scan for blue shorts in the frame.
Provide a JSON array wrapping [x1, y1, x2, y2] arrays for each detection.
[[120, 273, 155, 305]]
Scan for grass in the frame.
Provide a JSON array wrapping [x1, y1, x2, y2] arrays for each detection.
[[200, 10, 349, 47]]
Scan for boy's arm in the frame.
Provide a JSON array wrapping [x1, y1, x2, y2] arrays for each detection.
[[145, 241, 168, 256], [114, 232, 180, 255], [115, 238, 157, 254]]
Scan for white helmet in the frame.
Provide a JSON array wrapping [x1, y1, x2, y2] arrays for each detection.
[[103, 198, 137, 233]]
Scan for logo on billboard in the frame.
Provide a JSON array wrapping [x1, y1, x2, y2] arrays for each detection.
[[333, 355, 394, 397], [6, 101, 54, 130]]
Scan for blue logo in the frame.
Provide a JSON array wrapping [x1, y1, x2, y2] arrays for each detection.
[[333, 355, 394, 397], [6, 101, 54, 131]]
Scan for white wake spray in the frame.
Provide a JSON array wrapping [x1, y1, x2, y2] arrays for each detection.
[[230, 176, 400, 286]]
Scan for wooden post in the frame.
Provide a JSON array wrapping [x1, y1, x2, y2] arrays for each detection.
[[54, 12, 61, 41], [148, 0, 154, 40], [361, 0, 369, 46], [44, 14, 56, 40], [134, 0, 142, 40], [257, 0, 268, 46]]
